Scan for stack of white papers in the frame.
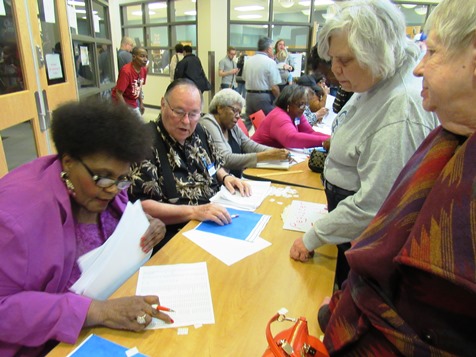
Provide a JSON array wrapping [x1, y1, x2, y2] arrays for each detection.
[[70, 201, 151, 300], [282, 200, 328, 232], [136, 262, 215, 329], [183, 208, 272, 266], [256, 160, 290, 170], [209, 180, 271, 211]]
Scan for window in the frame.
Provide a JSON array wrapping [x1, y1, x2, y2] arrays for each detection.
[[120, 0, 197, 76], [68, 0, 114, 99]]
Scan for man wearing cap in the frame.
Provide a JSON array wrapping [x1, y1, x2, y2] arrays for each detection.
[[242, 37, 282, 129]]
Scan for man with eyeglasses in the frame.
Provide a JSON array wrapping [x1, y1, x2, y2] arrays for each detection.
[[242, 37, 282, 130], [130, 79, 251, 252]]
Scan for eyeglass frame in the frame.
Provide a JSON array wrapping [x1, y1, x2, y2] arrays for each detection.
[[77, 158, 131, 190], [164, 97, 201, 122], [227, 105, 242, 117], [291, 101, 308, 110]]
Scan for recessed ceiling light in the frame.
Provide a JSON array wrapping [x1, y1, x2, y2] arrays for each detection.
[[68, 0, 85, 6], [148, 3, 167, 10], [402, 4, 417, 9], [279, 0, 295, 9], [235, 6, 265, 12], [414, 6, 427, 15], [299, 1, 311, 6], [184, 10, 197, 16], [237, 14, 263, 19]]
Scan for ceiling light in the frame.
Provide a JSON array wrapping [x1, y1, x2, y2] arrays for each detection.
[[311, 0, 335, 5], [401, 4, 417, 9], [237, 14, 263, 19], [184, 10, 197, 16], [148, 3, 167, 10], [279, 0, 295, 9], [75, 9, 86, 14], [298, 1, 311, 6], [414, 6, 427, 15], [235, 5, 265, 11], [68, 0, 85, 6]]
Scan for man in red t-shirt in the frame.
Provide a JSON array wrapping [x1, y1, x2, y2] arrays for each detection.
[[112, 47, 148, 118]]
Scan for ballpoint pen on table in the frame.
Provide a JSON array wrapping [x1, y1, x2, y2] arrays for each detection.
[[152, 304, 175, 312]]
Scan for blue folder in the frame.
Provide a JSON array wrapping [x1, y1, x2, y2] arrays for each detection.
[[195, 208, 263, 241], [70, 334, 148, 356]]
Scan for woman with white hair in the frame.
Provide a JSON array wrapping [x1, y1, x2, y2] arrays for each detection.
[[318, 0, 476, 354], [289, 0, 439, 290], [200, 89, 289, 177]]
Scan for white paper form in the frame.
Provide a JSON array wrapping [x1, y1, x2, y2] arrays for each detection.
[[70, 201, 151, 300], [282, 200, 328, 232], [209, 180, 271, 211], [136, 263, 215, 329], [183, 228, 271, 266]]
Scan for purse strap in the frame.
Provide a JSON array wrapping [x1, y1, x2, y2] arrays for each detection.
[[265, 313, 286, 356]]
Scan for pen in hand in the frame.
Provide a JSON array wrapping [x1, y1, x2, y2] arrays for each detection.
[[152, 304, 175, 312], [230, 214, 239, 219]]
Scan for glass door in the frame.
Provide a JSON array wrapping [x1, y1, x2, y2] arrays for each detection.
[[0, 0, 77, 176]]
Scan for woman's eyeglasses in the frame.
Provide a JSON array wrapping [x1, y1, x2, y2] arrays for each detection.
[[78, 159, 131, 190], [165, 97, 201, 121], [227, 106, 242, 117], [292, 102, 307, 110]]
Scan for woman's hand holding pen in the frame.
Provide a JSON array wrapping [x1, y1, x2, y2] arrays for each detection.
[[85, 296, 172, 331], [257, 148, 289, 162]]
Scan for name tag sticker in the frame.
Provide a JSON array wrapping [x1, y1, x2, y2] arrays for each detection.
[[207, 163, 216, 176]]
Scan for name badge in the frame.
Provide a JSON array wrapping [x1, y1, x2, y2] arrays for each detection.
[[207, 163, 216, 177], [294, 118, 300, 126]]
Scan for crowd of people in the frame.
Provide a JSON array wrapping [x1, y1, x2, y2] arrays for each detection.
[[1, 0, 475, 355]]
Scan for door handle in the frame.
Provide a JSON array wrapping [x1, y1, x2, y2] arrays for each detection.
[[36, 45, 44, 68]]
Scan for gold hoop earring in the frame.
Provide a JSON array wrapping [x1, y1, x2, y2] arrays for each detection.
[[61, 171, 76, 197]]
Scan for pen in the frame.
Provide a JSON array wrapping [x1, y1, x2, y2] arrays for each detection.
[[230, 214, 239, 219], [257, 170, 304, 177], [152, 304, 175, 312]]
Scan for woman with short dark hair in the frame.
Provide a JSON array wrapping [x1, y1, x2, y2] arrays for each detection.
[[0, 99, 171, 356], [251, 84, 331, 148]]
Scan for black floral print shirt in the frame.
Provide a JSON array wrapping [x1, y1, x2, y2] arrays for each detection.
[[129, 117, 224, 205]]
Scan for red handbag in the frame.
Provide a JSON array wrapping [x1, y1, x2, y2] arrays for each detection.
[[263, 312, 329, 357]]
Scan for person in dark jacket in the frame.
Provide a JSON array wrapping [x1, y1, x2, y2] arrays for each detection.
[[174, 45, 211, 92]]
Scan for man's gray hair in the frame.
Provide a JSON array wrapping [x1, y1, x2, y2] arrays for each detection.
[[209, 89, 245, 114], [258, 37, 273, 52], [424, 0, 476, 57], [318, 0, 418, 81]]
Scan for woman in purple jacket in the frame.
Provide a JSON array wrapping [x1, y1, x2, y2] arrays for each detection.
[[252, 84, 330, 148], [0, 99, 171, 356]]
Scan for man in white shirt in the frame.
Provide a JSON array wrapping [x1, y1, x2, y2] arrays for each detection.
[[242, 37, 282, 129]]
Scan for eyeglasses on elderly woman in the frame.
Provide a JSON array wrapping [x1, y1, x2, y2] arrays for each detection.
[[78, 158, 131, 190]]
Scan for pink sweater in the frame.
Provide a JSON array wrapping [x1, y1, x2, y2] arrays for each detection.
[[252, 107, 330, 148]]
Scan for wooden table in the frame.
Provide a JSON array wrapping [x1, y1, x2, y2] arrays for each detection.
[[48, 185, 336, 357], [243, 160, 324, 190]]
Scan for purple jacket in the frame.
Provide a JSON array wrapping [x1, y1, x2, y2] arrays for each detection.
[[0, 155, 128, 356], [251, 107, 330, 148]]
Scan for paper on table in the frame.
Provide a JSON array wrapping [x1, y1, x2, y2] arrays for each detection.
[[183, 230, 271, 266], [209, 180, 271, 211], [136, 263, 215, 329], [282, 200, 328, 232], [70, 201, 151, 300], [256, 160, 290, 170]]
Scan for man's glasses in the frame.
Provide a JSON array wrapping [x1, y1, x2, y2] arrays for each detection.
[[78, 159, 131, 190], [165, 97, 201, 121], [227, 106, 242, 117]]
